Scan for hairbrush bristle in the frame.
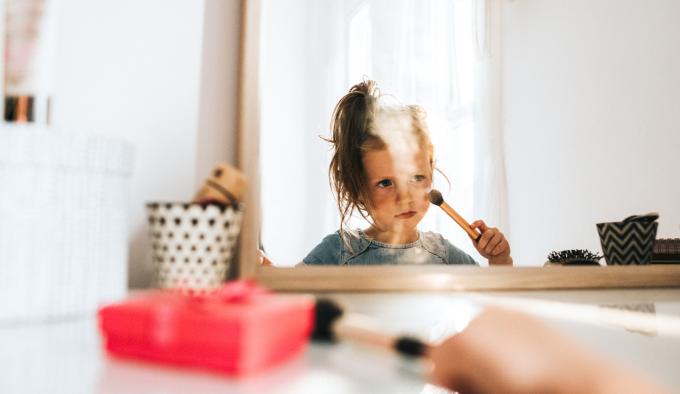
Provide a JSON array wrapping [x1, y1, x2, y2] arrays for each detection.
[[547, 249, 602, 264], [428, 189, 444, 206]]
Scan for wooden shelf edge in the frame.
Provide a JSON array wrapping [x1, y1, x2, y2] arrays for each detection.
[[254, 265, 680, 292]]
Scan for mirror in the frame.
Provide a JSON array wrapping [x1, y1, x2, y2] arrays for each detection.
[[260, 0, 493, 267], [238, 0, 680, 288]]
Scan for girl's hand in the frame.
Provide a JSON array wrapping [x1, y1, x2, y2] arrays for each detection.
[[471, 220, 512, 265], [258, 249, 273, 266]]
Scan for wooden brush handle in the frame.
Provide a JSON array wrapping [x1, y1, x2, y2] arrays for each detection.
[[334, 314, 396, 351], [334, 313, 432, 357], [440, 202, 482, 241]]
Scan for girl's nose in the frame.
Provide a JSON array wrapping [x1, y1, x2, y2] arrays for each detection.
[[396, 184, 413, 203]]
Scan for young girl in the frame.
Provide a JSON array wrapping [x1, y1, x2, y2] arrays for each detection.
[[301, 80, 512, 266]]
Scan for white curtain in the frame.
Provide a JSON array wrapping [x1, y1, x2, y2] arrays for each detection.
[[260, 0, 508, 265], [260, 0, 347, 266], [472, 0, 510, 249]]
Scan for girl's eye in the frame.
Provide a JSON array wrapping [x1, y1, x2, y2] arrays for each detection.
[[411, 175, 426, 183], [376, 179, 393, 188]]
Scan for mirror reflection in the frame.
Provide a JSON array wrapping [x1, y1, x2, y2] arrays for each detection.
[[258, 0, 680, 267]]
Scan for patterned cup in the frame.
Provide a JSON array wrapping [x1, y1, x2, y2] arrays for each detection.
[[146, 202, 244, 290], [596, 221, 658, 265]]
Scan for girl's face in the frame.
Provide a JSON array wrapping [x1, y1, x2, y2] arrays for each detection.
[[362, 148, 432, 240]]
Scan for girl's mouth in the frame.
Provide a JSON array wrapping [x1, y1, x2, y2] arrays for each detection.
[[395, 211, 417, 219]]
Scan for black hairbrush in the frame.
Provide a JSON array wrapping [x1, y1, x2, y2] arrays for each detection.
[[547, 249, 603, 266]]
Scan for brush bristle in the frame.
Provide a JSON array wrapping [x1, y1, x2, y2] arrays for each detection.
[[428, 189, 444, 206], [547, 249, 602, 264], [312, 299, 344, 342]]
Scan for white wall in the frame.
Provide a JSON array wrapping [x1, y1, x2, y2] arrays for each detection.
[[502, 0, 680, 265], [51, 0, 241, 287], [196, 0, 241, 185]]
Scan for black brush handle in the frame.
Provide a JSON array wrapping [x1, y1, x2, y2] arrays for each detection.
[[395, 337, 428, 358]]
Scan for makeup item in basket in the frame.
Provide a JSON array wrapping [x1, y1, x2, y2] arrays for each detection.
[[596, 213, 659, 265], [98, 281, 315, 375], [652, 238, 680, 264], [546, 249, 603, 266], [428, 189, 481, 242], [193, 163, 247, 208]]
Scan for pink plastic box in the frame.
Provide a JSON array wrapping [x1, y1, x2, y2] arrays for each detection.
[[98, 281, 314, 375]]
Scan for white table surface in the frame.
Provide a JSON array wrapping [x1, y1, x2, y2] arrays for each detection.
[[2, 288, 680, 394]]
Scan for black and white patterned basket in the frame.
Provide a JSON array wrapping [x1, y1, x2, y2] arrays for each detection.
[[146, 202, 243, 290], [596, 221, 658, 265]]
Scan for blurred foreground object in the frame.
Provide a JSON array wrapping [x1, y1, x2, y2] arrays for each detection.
[[0, 127, 133, 321], [429, 307, 668, 394], [98, 281, 314, 375]]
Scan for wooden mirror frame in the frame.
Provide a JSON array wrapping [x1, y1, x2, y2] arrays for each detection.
[[235, 0, 680, 292]]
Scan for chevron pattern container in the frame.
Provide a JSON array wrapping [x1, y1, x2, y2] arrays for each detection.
[[596, 221, 658, 265]]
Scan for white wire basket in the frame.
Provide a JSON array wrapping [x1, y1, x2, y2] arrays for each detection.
[[0, 126, 134, 322]]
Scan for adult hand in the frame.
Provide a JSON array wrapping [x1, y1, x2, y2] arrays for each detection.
[[428, 307, 666, 394]]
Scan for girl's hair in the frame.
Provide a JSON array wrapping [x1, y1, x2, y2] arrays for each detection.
[[326, 80, 435, 239]]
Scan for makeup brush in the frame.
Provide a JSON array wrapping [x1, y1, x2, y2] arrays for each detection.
[[312, 298, 431, 358], [428, 189, 482, 242]]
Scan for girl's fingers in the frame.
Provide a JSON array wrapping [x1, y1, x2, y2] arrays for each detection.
[[477, 227, 500, 253], [258, 249, 273, 266], [477, 228, 494, 250], [484, 231, 502, 255], [470, 220, 488, 232], [472, 221, 508, 257], [491, 238, 508, 256]]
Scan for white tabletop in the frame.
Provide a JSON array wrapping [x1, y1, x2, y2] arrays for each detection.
[[2, 289, 680, 394]]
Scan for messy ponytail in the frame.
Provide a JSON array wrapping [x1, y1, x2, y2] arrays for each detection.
[[327, 80, 385, 242]]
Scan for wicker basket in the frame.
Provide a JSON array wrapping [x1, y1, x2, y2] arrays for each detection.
[[0, 126, 133, 321]]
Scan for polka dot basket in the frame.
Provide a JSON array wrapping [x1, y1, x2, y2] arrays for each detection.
[[146, 202, 244, 291]]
